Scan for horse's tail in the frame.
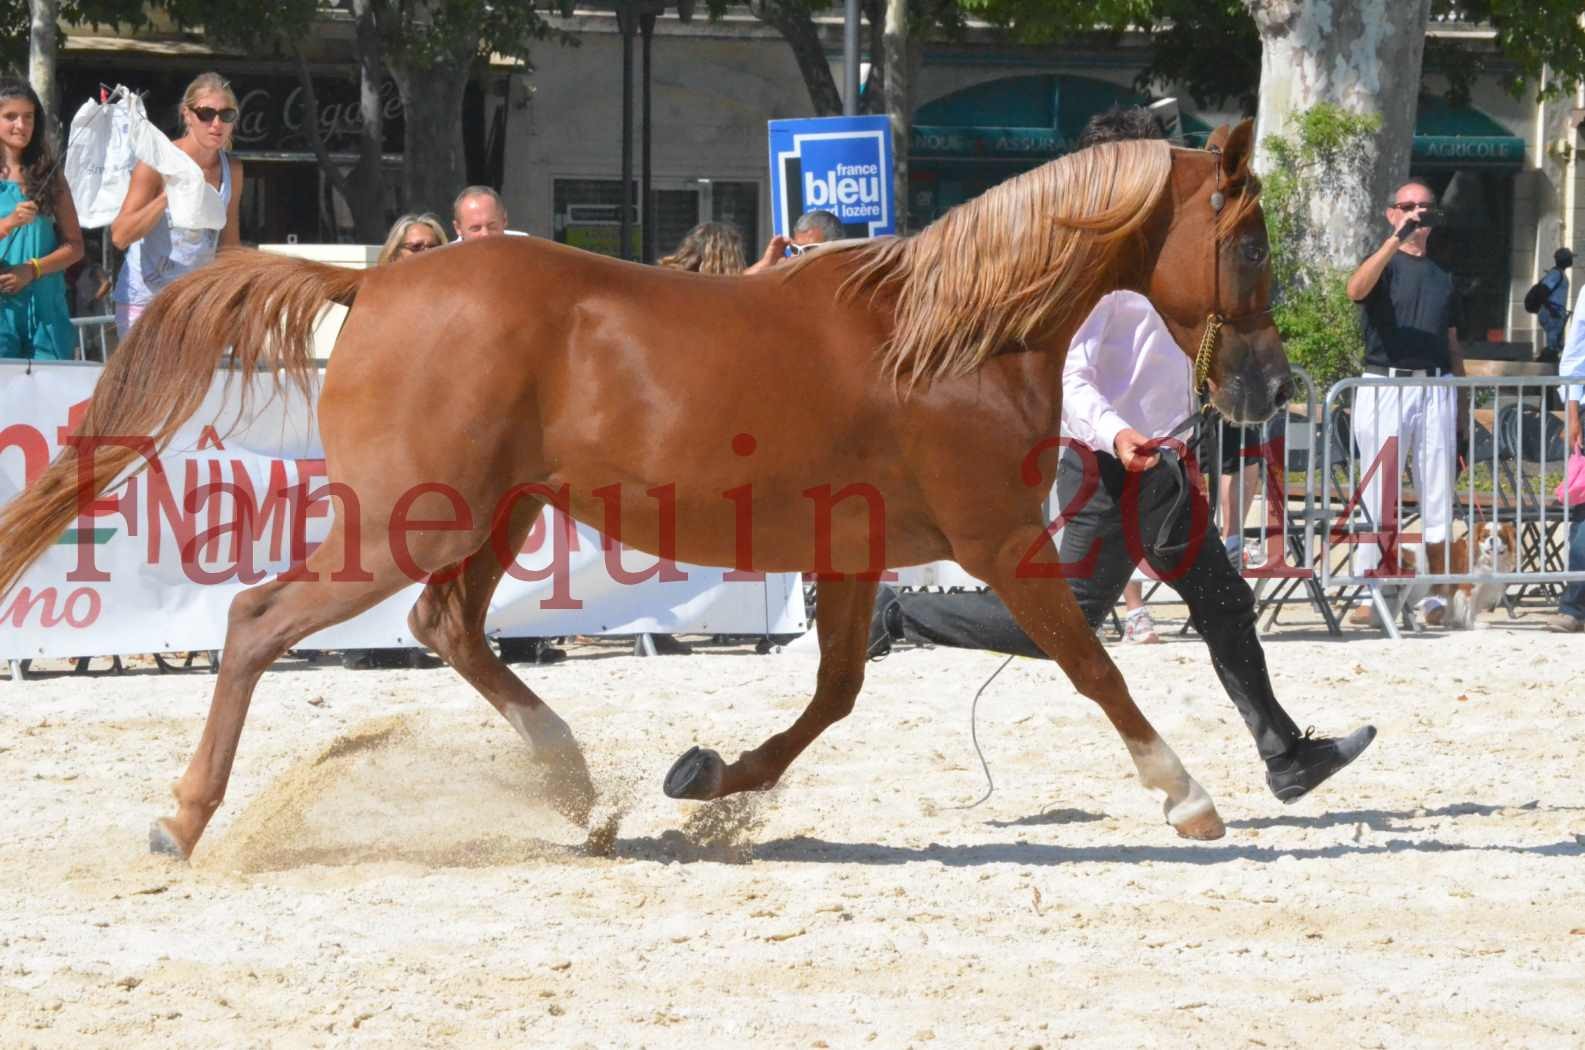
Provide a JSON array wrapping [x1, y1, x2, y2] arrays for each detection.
[[0, 249, 366, 600]]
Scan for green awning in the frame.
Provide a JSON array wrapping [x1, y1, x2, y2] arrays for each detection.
[[911, 74, 1210, 161], [1412, 95, 1525, 169]]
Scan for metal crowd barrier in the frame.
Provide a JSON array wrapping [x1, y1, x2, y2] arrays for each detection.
[[71, 315, 117, 361], [1318, 373, 1583, 640]]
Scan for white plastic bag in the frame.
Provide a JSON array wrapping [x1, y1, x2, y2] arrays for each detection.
[[65, 86, 135, 228], [65, 85, 226, 231]]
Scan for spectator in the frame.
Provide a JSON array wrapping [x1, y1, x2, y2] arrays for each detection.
[[1344, 181, 1465, 627], [110, 72, 244, 340], [375, 213, 447, 266], [1214, 411, 1287, 570], [1549, 279, 1585, 633], [0, 79, 85, 360], [1536, 247, 1572, 362], [658, 221, 747, 274], [74, 261, 111, 317], [338, 214, 455, 670], [453, 186, 522, 241], [745, 209, 842, 274]]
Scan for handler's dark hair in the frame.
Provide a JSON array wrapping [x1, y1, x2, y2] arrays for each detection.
[[1077, 106, 1167, 150]]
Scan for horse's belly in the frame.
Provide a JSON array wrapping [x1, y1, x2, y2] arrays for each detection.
[[559, 480, 949, 574]]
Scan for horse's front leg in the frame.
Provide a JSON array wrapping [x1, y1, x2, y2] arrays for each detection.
[[664, 575, 877, 800], [960, 525, 1224, 840]]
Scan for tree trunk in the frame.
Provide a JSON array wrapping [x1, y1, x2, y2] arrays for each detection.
[[884, 0, 908, 234], [292, 31, 388, 243], [861, 0, 884, 115], [749, 1, 844, 116], [389, 61, 471, 221], [1246, 0, 1431, 270], [347, 0, 391, 241], [28, 0, 60, 140]]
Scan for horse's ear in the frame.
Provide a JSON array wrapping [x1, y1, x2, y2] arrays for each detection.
[[1206, 124, 1231, 151], [1221, 119, 1255, 181]]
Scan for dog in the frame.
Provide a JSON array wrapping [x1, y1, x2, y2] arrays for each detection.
[[1378, 523, 1516, 632], [1449, 522, 1517, 629]]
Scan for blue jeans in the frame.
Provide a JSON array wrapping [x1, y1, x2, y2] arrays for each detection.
[[1561, 514, 1585, 620]]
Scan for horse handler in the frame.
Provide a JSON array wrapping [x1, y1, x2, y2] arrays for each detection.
[[876, 290, 1376, 803], [1060, 290, 1375, 801]]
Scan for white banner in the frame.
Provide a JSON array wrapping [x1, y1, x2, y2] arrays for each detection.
[[0, 362, 806, 660]]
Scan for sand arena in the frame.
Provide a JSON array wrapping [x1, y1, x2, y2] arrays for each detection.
[[1, 623, 1581, 1047]]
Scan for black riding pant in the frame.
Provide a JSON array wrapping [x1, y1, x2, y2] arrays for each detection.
[[1055, 447, 1302, 762]]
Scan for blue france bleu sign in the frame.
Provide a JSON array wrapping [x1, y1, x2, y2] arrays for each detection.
[[768, 115, 896, 239]]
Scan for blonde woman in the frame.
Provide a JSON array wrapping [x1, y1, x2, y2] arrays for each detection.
[[110, 72, 245, 337], [376, 213, 447, 266], [658, 221, 746, 276]]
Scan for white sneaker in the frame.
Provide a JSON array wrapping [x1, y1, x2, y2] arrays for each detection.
[[1123, 607, 1162, 645]]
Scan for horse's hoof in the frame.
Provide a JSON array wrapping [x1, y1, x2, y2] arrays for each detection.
[[148, 818, 191, 860], [1166, 797, 1226, 841], [663, 746, 724, 801]]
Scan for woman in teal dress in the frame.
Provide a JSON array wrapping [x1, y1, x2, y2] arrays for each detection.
[[0, 79, 84, 360]]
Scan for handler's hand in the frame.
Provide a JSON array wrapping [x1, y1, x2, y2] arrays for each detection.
[[1114, 428, 1160, 471]]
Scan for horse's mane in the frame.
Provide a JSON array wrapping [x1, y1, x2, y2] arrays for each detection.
[[835, 139, 1177, 393]]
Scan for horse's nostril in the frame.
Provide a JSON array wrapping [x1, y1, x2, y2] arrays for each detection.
[[1272, 377, 1294, 407]]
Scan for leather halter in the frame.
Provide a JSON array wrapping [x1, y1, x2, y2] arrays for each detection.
[[1194, 145, 1272, 395]]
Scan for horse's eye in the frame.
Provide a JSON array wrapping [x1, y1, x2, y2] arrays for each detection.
[[1242, 240, 1268, 264]]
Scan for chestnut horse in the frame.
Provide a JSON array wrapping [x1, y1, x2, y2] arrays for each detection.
[[0, 122, 1289, 860]]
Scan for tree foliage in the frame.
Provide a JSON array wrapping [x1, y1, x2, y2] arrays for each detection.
[[960, 0, 1585, 112], [1260, 105, 1381, 389], [719, 0, 964, 116]]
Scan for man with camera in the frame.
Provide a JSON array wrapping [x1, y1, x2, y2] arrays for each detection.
[[1345, 181, 1466, 626]]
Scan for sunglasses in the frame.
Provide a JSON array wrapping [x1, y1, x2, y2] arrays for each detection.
[[1392, 201, 1433, 212], [400, 240, 437, 253], [189, 105, 238, 125], [785, 241, 816, 256]]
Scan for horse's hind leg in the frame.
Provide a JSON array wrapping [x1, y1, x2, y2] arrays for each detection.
[[406, 500, 595, 826], [151, 522, 419, 859], [960, 527, 1224, 840], [664, 575, 878, 800]]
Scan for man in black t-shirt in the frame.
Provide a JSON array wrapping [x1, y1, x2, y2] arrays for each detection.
[[1345, 180, 1466, 627]]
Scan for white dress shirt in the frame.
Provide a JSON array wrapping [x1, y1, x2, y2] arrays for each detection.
[[1061, 290, 1196, 455], [1561, 283, 1585, 406]]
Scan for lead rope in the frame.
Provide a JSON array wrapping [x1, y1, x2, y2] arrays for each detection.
[[948, 653, 1015, 810]]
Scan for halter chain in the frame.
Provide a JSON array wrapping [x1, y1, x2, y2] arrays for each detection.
[[1195, 312, 1223, 394]]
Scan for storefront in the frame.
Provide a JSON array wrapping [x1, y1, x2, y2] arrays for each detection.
[[907, 72, 1214, 223], [1409, 95, 1526, 344]]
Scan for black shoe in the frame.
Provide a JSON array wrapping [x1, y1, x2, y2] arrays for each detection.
[[342, 648, 436, 670], [1266, 726, 1377, 804], [649, 634, 693, 656], [867, 586, 903, 659], [341, 649, 379, 670], [499, 638, 567, 665]]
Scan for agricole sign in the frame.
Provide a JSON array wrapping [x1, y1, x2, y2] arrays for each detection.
[[232, 78, 406, 153], [1411, 135, 1525, 165], [59, 71, 407, 155]]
